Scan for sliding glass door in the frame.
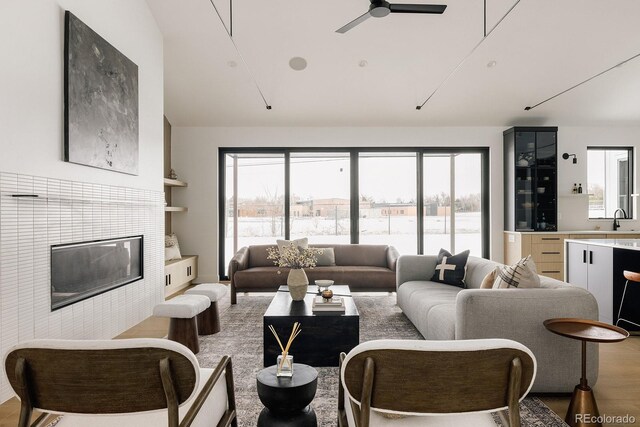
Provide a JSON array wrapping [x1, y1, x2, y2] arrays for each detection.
[[219, 148, 488, 279], [289, 153, 351, 243], [223, 153, 285, 269], [359, 153, 417, 254]]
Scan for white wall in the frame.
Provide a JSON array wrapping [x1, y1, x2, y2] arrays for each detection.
[[0, 0, 164, 192], [172, 126, 640, 282], [0, 0, 165, 403], [171, 127, 505, 282]]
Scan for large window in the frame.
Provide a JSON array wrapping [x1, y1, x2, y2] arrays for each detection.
[[219, 148, 489, 279], [223, 154, 285, 269], [359, 153, 417, 254], [587, 147, 633, 219], [289, 153, 350, 243]]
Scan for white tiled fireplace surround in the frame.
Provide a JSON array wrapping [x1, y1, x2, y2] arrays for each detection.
[[0, 172, 164, 402]]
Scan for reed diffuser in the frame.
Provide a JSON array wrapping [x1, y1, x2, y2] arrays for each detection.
[[269, 322, 302, 377]]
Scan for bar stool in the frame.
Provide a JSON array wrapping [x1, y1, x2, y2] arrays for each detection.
[[616, 270, 640, 328]]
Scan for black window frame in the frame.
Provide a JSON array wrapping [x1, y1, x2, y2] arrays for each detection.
[[586, 146, 634, 219], [218, 147, 490, 280]]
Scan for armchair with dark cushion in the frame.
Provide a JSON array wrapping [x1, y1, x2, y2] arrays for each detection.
[[4, 338, 237, 427]]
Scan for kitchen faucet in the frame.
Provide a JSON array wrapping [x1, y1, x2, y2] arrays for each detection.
[[613, 208, 627, 231]]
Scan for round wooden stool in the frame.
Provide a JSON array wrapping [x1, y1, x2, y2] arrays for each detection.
[[153, 294, 210, 354], [185, 283, 228, 335], [616, 270, 640, 328]]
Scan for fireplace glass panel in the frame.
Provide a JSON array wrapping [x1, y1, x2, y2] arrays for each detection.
[[51, 236, 143, 310]]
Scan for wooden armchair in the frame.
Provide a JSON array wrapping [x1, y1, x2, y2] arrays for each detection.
[[4, 338, 237, 427], [338, 339, 536, 427]]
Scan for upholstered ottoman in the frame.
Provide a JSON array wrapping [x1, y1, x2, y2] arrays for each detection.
[[153, 294, 210, 354], [185, 283, 228, 335]]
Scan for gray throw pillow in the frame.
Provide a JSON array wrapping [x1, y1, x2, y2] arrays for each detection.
[[315, 248, 336, 266]]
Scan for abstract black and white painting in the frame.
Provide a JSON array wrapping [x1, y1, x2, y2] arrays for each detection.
[[64, 11, 139, 175]]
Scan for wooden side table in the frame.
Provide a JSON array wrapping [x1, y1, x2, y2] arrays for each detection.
[[256, 363, 318, 427], [544, 318, 628, 427]]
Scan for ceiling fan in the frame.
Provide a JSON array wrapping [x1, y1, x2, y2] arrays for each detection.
[[336, 0, 447, 34]]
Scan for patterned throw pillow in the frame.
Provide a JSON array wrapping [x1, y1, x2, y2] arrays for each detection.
[[492, 256, 541, 289], [430, 248, 470, 288]]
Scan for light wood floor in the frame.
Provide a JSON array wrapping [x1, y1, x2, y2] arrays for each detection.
[[1, 298, 638, 427]]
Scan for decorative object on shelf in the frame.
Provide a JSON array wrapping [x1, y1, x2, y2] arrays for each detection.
[[164, 233, 182, 261], [562, 152, 578, 164], [517, 152, 534, 167], [536, 187, 545, 194], [267, 243, 323, 301], [64, 12, 139, 175], [315, 279, 334, 293], [573, 183, 578, 194], [268, 322, 302, 377], [168, 168, 178, 179], [321, 289, 334, 301], [578, 183, 583, 194]]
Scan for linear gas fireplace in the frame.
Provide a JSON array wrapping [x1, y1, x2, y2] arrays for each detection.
[[51, 236, 143, 310]]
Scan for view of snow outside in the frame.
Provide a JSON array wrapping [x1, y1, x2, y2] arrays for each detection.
[[587, 149, 630, 218], [224, 153, 482, 269]]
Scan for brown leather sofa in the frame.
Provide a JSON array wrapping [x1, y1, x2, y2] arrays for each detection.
[[228, 244, 399, 304]]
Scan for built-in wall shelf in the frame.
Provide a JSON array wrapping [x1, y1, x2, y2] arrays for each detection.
[[165, 206, 188, 212], [163, 178, 188, 187], [559, 193, 593, 197]]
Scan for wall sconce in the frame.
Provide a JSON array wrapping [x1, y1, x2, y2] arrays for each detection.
[[562, 153, 577, 164]]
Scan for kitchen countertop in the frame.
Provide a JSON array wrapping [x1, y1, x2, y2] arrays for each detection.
[[565, 239, 640, 251]]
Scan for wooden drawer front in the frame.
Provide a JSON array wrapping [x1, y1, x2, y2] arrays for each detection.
[[537, 262, 564, 279], [531, 234, 567, 244], [531, 243, 564, 262]]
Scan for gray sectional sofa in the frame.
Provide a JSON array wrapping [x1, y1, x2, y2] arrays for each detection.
[[396, 254, 599, 393]]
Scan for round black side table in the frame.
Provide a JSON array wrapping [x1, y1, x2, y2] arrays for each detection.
[[256, 363, 318, 427]]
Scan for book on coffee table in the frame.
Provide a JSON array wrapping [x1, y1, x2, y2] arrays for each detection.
[[312, 296, 345, 313]]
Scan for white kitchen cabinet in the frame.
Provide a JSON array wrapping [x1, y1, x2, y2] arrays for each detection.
[[566, 242, 613, 323]]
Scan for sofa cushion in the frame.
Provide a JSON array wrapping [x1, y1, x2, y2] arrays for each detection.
[[430, 249, 470, 288], [315, 247, 336, 266], [396, 281, 462, 339], [479, 267, 500, 289], [493, 256, 541, 289]]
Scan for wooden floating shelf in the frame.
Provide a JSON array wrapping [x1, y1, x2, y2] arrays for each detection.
[[163, 178, 188, 187], [165, 206, 188, 212]]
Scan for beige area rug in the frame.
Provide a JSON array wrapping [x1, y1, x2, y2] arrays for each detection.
[[194, 292, 569, 427]]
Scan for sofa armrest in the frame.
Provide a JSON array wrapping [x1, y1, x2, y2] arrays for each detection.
[[386, 246, 400, 271], [455, 287, 599, 392], [228, 246, 249, 278], [396, 255, 437, 290]]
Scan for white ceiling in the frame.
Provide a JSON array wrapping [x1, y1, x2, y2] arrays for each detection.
[[146, 0, 640, 126]]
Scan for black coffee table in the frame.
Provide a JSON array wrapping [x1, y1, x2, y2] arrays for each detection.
[[257, 363, 318, 427], [263, 285, 359, 367]]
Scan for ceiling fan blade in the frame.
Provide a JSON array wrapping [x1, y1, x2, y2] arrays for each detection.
[[388, 4, 447, 14], [335, 11, 372, 33]]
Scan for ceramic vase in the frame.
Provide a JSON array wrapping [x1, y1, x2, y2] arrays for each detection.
[[287, 269, 309, 301]]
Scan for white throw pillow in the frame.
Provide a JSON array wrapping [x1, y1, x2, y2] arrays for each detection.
[[492, 255, 541, 289], [276, 237, 308, 253], [165, 233, 182, 261]]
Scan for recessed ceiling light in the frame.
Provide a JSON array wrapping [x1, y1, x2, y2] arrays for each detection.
[[359, 60, 368, 68], [227, 60, 238, 68], [289, 57, 307, 71], [487, 60, 497, 68]]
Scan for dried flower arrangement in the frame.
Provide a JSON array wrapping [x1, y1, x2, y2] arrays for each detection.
[[266, 243, 323, 271]]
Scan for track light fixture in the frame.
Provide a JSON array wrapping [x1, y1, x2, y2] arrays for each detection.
[[562, 153, 577, 164]]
